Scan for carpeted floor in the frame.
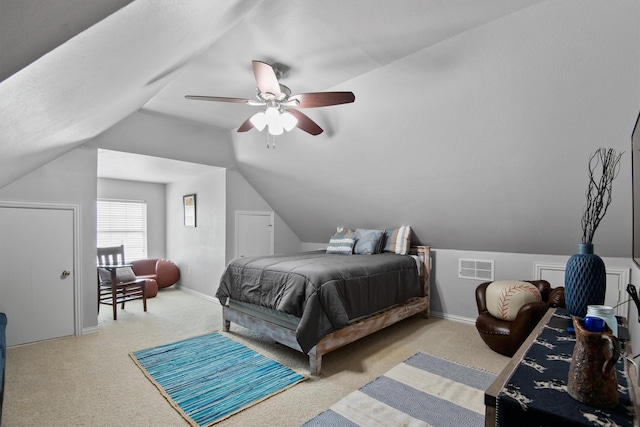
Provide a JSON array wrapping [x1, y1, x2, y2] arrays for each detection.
[[3, 288, 509, 426]]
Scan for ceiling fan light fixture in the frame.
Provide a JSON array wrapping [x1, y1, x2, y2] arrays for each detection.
[[264, 107, 283, 135], [281, 111, 297, 132], [249, 111, 267, 131], [268, 122, 284, 136], [265, 107, 280, 125]]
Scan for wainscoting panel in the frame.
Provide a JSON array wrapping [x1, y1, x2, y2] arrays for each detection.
[[533, 263, 630, 316]]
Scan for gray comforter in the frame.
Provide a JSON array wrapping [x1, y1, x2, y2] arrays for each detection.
[[216, 251, 422, 353]]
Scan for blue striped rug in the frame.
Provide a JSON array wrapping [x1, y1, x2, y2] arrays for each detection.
[[303, 352, 495, 426], [130, 332, 307, 426]]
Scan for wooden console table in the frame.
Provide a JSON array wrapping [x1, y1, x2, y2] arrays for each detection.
[[485, 308, 636, 426], [485, 308, 554, 426]]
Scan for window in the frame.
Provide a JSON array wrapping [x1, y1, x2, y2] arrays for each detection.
[[97, 199, 147, 261]]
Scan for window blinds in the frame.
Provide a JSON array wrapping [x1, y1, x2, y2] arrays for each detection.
[[97, 199, 148, 262]]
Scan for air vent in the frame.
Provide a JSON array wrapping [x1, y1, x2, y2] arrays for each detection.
[[459, 258, 494, 281]]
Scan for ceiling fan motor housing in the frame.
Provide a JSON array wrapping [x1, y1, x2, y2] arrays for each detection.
[[185, 60, 355, 136]]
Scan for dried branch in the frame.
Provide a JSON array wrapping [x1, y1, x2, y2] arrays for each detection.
[[581, 148, 623, 244]]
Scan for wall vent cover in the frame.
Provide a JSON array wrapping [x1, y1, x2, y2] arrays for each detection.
[[459, 258, 494, 281]]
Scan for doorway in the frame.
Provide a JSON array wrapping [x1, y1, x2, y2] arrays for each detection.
[[0, 204, 78, 346]]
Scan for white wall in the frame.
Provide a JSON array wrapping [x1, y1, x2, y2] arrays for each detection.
[[97, 178, 166, 259], [430, 248, 634, 323], [92, 111, 237, 169], [166, 169, 227, 298], [225, 169, 301, 265], [0, 142, 636, 343], [235, 1, 639, 259], [0, 147, 98, 331], [303, 242, 639, 328]]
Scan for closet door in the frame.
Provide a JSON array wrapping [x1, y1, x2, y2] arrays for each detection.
[[235, 211, 274, 258], [0, 206, 75, 346]]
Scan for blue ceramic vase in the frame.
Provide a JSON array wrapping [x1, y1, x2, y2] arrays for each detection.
[[564, 243, 606, 318]]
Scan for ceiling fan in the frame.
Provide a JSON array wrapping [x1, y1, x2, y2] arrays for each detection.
[[185, 60, 355, 136]]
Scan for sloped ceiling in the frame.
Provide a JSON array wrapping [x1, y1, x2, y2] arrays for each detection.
[[1, 0, 638, 256]]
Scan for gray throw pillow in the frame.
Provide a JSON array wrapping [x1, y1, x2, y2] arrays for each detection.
[[115, 266, 137, 283], [98, 268, 113, 285], [354, 229, 384, 255]]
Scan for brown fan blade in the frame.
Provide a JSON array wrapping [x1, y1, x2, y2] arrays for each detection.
[[290, 92, 355, 108], [287, 109, 323, 135], [237, 116, 255, 132], [252, 60, 281, 97], [185, 95, 253, 104]]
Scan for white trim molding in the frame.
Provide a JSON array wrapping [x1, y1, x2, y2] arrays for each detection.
[[534, 262, 630, 317]]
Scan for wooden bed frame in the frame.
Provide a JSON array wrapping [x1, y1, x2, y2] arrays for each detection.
[[222, 245, 431, 375]]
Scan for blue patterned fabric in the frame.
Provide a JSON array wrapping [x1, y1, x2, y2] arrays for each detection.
[[353, 229, 384, 255], [131, 332, 306, 426], [496, 309, 633, 426]]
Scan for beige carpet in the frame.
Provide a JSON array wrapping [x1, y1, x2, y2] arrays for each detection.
[[3, 288, 509, 426]]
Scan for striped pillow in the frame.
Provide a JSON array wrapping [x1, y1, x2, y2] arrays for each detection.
[[326, 228, 355, 255], [354, 229, 385, 255], [383, 226, 412, 255]]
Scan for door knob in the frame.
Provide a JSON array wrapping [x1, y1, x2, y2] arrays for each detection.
[[61, 270, 71, 278]]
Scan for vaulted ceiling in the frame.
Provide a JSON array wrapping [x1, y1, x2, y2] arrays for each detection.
[[1, 0, 638, 256]]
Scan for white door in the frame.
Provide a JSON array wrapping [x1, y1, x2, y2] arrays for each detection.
[[0, 207, 75, 346], [236, 211, 274, 258]]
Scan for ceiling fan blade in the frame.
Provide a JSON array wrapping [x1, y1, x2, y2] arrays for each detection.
[[287, 109, 323, 135], [237, 116, 255, 132], [290, 92, 355, 108], [252, 60, 282, 97], [185, 95, 253, 104]]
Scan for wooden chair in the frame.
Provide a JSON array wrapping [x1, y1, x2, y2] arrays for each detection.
[[97, 245, 147, 320]]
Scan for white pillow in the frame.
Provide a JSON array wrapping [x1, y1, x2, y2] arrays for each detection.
[[486, 280, 542, 321]]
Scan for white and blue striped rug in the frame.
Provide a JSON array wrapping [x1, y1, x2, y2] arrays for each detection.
[[130, 332, 307, 427], [303, 352, 495, 426]]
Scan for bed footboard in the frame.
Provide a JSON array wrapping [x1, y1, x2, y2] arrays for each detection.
[[222, 295, 429, 375], [222, 305, 320, 370]]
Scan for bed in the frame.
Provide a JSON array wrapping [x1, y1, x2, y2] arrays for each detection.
[[216, 244, 430, 375]]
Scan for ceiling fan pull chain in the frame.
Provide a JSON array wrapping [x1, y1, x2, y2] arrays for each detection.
[[265, 133, 276, 149]]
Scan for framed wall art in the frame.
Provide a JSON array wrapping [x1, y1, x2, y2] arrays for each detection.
[[183, 194, 196, 227]]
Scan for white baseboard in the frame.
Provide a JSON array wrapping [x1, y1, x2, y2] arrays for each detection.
[[81, 325, 99, 335], [430, 310, 476, 325], [176, 285, 218, 303]]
